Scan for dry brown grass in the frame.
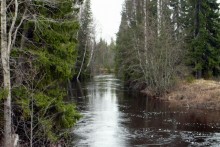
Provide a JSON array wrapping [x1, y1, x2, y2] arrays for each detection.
[[166, 79, 220, 110]]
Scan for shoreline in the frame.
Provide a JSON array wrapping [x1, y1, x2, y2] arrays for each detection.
[[143, 79, 220, 110]]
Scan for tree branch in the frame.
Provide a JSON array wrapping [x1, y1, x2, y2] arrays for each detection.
[[8, 0, 18, 53]]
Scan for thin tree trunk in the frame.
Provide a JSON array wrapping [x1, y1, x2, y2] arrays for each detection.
[[144, 0, 147, 51], [68, 79, 74, 99], [77, 41, 87, 81], [195, 0, 201, 78], [1, 0, 12, 146], [157, 0, 162, 36], [30, 93, 33, 147], [143, 0, 148, 70], [173, 0, 180, 39], [86, 39, 95, 69]]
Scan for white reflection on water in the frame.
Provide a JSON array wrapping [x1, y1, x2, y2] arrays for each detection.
[[73, 75, 127, 147]]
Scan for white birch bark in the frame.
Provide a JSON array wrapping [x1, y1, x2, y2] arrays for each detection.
[[86, 39, 95, 68], [1, 0, 12, 146], [1, 0, 19, 146], [77, 40, 88, 81]]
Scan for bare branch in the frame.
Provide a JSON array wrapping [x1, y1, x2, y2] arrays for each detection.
[[11, 7, 28, 49], [8, 0, 18, 53]]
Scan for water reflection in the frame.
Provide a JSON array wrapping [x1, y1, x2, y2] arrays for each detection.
[[73, 75, 127, 147], [72, 75, 220, 147]]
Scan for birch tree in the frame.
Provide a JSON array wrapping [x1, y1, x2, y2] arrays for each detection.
[[116, 0, 184, 94], [76, 0, 93, 80], [1, 0, 18, 146]]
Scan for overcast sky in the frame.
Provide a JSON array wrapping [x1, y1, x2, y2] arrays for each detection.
[[91, 0, 124, 44]]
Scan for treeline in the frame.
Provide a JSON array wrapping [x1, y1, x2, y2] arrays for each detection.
[[115, 0, 220, 95], [0, 0, 94, 146], [91, 38, 115, 74]]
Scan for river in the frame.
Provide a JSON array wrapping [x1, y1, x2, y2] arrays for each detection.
[[72, 75, 220, 146]]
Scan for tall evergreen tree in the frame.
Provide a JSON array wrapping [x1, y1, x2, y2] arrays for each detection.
[[186, 0, 220, 78], [115, 2, 140, 87]]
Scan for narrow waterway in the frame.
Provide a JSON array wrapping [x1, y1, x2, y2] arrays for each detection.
[[72, 75, 220, 146]]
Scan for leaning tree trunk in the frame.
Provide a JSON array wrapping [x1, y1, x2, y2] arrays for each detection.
[[1, 0, 12, 146]]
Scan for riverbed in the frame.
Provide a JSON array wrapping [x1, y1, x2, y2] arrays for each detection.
[[72, 75, 220, 146]]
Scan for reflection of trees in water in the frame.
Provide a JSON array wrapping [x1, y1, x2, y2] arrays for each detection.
[[69, 81, 87, 100], [116, 92, 220, 145], [116, 91, 220, 133], [176, 110, 220, 132]]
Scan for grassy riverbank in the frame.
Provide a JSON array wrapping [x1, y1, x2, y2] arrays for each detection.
[[165, 79, 220, 110]]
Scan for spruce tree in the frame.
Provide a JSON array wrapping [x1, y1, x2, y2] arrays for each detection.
[[186, 0, 220, 78], [9, 0, 81, 145]]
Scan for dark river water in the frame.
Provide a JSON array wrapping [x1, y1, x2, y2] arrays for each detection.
[[72, 75, 220, 147]]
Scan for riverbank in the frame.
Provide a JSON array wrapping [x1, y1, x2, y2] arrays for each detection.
[[165, 79, 220, 110]]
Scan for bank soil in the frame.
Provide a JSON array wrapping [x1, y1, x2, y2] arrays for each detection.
[[165, 79, 220, 110]]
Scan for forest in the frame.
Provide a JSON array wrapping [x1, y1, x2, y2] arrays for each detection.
[[116, 0, 220, 95], [1, 0, 220, 146]]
